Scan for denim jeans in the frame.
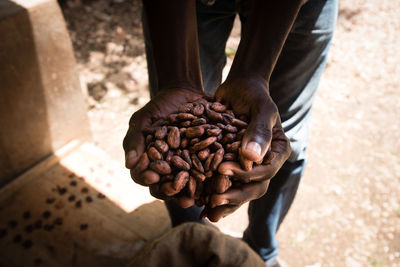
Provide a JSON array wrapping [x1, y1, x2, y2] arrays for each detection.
[[143, 0, 338, 264]]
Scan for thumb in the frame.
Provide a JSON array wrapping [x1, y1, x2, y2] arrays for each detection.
[[123, 111, 152, 169], [240, 103, 278, 162]]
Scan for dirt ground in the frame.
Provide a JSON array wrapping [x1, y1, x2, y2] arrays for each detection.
[[61, 0, 400, 266]]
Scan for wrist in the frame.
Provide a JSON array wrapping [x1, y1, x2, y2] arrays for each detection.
[[224, 74, 269, 93]]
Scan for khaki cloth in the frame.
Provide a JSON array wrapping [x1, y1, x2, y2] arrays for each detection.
[[130, 222, 265, 267]]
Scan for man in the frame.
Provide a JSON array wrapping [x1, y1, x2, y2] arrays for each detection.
[[123, 0, 337, 265]]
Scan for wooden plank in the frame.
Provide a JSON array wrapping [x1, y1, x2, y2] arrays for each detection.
[[0, 142, 171, 266]]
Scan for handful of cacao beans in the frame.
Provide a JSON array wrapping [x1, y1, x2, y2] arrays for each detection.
[[136, 97, 268, 208]]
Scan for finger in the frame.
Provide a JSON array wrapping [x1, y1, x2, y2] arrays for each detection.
[[130, 169, 160, 186], [210, 180, 270, 208], [123, 110, 152, 169], [205, 204, 241, 222], [240, 102, 278, 162]]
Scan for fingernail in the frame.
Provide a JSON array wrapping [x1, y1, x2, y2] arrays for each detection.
[[218, 199, 229, 206], [246, 142, 261, 156]]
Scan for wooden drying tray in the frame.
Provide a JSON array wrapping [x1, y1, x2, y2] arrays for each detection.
[[0, 141, 171, 267]]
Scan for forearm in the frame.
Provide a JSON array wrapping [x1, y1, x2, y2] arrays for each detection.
[[227, 0, 303, 84], [143, 0, 203, 92]]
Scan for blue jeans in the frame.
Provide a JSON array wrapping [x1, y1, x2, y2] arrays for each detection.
[[143, 0, 338, 264]]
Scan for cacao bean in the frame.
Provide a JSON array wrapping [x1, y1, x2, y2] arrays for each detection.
[[211, 148, 224, 171], [180, 138, 189, 148], [155, 126, 168, 139], [191, 154, 204, 173], [191, 169, 206, 182], [178, 103, 193, 113], [206, 128, 222, 136], [179, 127, 187, 136], [179, 121, 191, 128], [192, 104, 205, 116], [160, 181, 178, 196], [173, 171, 189, 191], [211, 102, 227, 112], [224, 124, 238, 133], [186, 176, 196, 198], [197, 148, 210, 161], [168, 114, 179, 124], [227, 141, 241, 153], [165, 150, 174, 163], [186, 126, 205, 138], [214, 174, 232, 194], [225, 110, 235, 117], [171, 155, 191, 171], [206, 108, 223, 122], [182, 149, 192, 166], [150, 160, 172, 175], [160, 174, 174, 182], [167, 127, 180, 149], [232, 118, 248, 128], [178, 113, 196, 120], [154, 140, 169, 153], [221, 133, 236, 144], [204, 153, 215, 171], [224, 153, 237, 161], [212, 142, 223, 150], [148, 147, 162, 161], [190, 138, 200, 145], [191, 136, 217, 151], [192, 117, 207, 126]]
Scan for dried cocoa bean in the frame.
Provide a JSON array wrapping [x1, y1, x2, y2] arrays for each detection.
[[160, 181, 178, 196], [222, 113, 234, 124], [178, 103, 193, 113], [167, 127, 180, 149], [155, 126, 168, 139], [148, 147, 162, 161], [224, 124, 238, 133], [191, 154, 204, 173], [168, 114, 179, 124], [179, 121, 191, 128], [171, 155, 191, 171], [192, 104, 205, 116], [216, 123, 225, 129], [204, 153, 215, 171], [227, 141, 241, 153], [189, 138, 199, 145], [211, 102, 227, 112], [221, 133, 236, 144], [213, 174, 232, 194], [150, 160, 172, 175], [232, 118, 248, 128], [165, 150, 174, 163], [186, 126, 205, 138], [135, 152, 149, 173], [180, 138, 189, 148], [206, 108, 223, 122], [160, 174, 174, 182], [224, 153, 237, 161], [205, 170, 213, 178], [186, 176, 196, 198], [197, 148, 210, 161], [191, 169, 206, 182], [181, 149, 192, 166], [211, 148, 224, 171], [212, 142, 223, 150], [191, 136, 217, 151], [173, 171, 189, 191], [154, 140, 169, 153], [206, 128, 222, 136], [179, 127, 187, 136], [238, 114, 248, 122], [177, 113, 196, 120], [225, 110, 235, 117], [192, 117, 207, 126]]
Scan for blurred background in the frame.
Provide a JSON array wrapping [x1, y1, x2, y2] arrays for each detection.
[[59, 0, 400, 266]]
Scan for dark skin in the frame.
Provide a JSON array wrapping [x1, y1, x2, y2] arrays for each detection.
[[123, 0, 302, 222]]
